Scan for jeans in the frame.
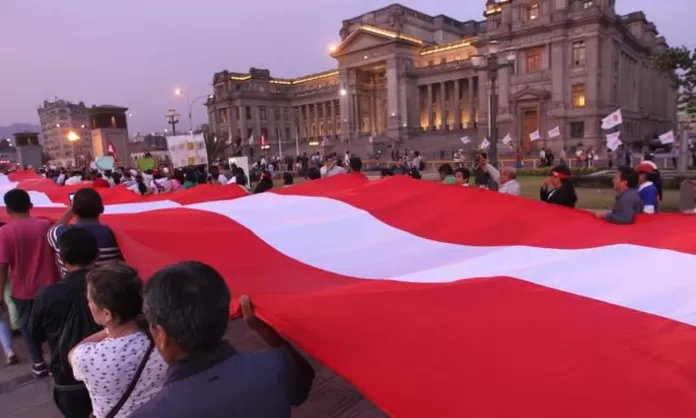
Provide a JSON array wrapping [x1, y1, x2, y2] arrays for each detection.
[[3, 281, 18, 330], [11, 297, 44, 364], [0, 310, 12, 354]]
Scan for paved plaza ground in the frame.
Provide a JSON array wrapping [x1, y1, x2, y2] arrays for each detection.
[[0, 320, 386, 418]]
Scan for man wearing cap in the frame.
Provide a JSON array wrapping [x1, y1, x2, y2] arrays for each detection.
[[635, 163, 659, 214]]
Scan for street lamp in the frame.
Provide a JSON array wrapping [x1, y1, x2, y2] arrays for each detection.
[[66, 131, 80, 167], [174, 88, 214, 134], [471, 40, 516, 189]]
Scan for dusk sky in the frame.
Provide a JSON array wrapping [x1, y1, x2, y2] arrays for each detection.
[[0, 0, 693, 134]]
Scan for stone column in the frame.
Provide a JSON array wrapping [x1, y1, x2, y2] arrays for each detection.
[[468, 78, 475, 128], [477, 73, 488, 133], [239, 106, 248, 143], [226, 107, 234, 142], [440, 81, 447, 130], [339, 69, 353, 141], [321, 102, 327, 136], [427, 84, 434, 130], [385, 58, 401, 140], [454, 79, 461, 129]]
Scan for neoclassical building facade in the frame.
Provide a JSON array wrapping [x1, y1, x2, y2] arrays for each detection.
[[206, 0, 677, 157]]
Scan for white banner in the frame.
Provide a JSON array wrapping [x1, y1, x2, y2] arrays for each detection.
[[460, 136, 470, 144], [166, 134, 209, 168], [548, 126, 561, 139], [501, 133, 512, 145], [606, 131, 622, 151], [601, 109, 623, 130], [659, 130, 675, 144], [530, 130, 541, 142], [479, 138, 490, 150]]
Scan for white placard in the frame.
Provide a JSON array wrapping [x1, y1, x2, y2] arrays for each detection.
[[166, 134, 209, 168]]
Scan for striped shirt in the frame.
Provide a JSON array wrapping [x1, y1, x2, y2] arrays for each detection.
[[47, 220, 124, 277]]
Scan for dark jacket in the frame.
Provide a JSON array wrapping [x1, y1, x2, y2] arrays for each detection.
[[29, 269, 100, 386], [130, 341, 314, 418], [540, 181, 578, 208], [605, 188, 644, 224]]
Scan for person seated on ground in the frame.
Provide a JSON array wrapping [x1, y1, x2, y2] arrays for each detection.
[[594, 167, 643, 224], [130, 262, 314, 418], [254, 170, 274, 194], [282, 171, 294, 187], [30, 228, 102, 418], [438, 163, 456, 184], [349, 157, 368, 180], [455, 168, 470, 187], [499, 167, 521, 196], [540, 165, 578, 208], [635, 163, 659, 214], [48, 188, 124, 278]]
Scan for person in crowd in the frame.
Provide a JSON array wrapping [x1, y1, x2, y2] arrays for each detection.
[[133, 174, 152, 196], [130, 262, 314, 418], [454, 167, 470, 187], [121, 171, 137, 189], [183, 171, 198, 189], [499, 167, 521, 196], [48, 188, 123, 278], [0, 189, 60, 375], [635, 163, 659, 214], [254, 170, 274, 194], [407, 167, 422, 180], [540, 165, 578, 208], [30, 228, 102, 417], [307, 166, 321, 180], [91, 172, 110, 189], [472, 153, 500, 189], [169, 169, 184, 192], [409, 151, 423, 170], [595, 167, 643, 224], [438, 163, 456, 184], [282, 172, 294, 187], [208, 166, 227, 185], [69, 263, 167, 418], [65, 171, 84, 186], [320, 154, 346, 178], [349, 157, 368, 180]]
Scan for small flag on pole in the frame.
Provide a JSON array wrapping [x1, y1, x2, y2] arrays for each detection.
[[601, 109, 623, 130], [501, 134, 512, 145], [248, 134, 254, 145], [659, 130, 675, 145], [548, 126, 561, 139], [606, 131, 622, 151], [479, 138, 490, 150], [529, 130, 541, 142], [460, 136, 471, 145]]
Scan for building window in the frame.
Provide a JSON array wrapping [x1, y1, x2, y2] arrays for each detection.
[[245, 107, 251, 120], [260, 107, 267, 121], [524, 3, 540, 21], [572, 84, 586, 108], [570, 122, 585, 138], [572, 41, 586, 67], [525, 48, 542, 73], [582, 0, 593, 9]]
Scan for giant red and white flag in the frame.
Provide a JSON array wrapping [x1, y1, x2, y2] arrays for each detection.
[[3, 171, 696, 418]]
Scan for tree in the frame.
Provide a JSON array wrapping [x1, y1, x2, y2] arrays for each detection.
[[652, 46, 696, 116], [204, 132, 233, 164]]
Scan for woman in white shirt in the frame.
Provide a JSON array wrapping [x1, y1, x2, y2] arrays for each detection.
[[69, 263, 167, 418]]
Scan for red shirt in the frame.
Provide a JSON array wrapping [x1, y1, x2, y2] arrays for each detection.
[[0, 217, 60, 299], [92, 178, 110, 188], [350, 171, 368, 180]]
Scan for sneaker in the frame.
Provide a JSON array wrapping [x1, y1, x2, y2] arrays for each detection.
[[31, 362, 48, 378], [5, 352, 17, 365]]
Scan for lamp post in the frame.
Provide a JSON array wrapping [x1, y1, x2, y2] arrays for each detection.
[[174, 88, 213, 133], [471, 41, 516, 186], [166, 109, 180, 136], [66, 130, 80, 167]]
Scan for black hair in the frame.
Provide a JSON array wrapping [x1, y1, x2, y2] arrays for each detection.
[[282, 171, 294, 185], [455, 167, 471, 180], [307, 167, 321, 180], [58, 228, 99, 267], [438, 163, 454, 176], [3, 189, 31, 213], [72, 188, 104, 219], [87, 263, 143, 325], [618, 167, 639, 189], [349, 157, 363, 172], [144, 262, 231, 354]]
